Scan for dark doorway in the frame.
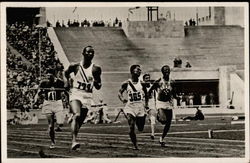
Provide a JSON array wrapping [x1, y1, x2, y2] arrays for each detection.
[[174, 79, 219, 106]]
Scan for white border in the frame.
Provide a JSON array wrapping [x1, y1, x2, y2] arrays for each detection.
[[1, 2, 249, 163]]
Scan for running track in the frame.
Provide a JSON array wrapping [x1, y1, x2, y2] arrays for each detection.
[[6, 125, 245, 158]]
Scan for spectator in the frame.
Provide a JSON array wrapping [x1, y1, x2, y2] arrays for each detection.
[[173, 57, 179, 68], [56, 20, 61, 27], [185, 61, 192, 68], [180, 107, 205, 121], [174, 57, 182, 68], [193, 19, 196, 26], [189, 19, 192, 26]]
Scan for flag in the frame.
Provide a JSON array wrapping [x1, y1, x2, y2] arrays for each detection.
[[128, 6, 140, 14], [73, 7, 77, 13]]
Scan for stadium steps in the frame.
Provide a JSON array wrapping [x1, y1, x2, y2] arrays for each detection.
[[53, 26, 244, 107], [55, 26, 244, 72]]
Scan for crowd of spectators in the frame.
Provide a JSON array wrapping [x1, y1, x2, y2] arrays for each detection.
[[175, 92, 217, 107], [173, 57, 192, 68], [53, 18, 122, 28], [185, 19, 197, 26], [6, 21, 64, 111]]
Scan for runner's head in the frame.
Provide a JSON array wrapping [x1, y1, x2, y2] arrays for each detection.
[[82, 46, 94, 61], [130, 64, 141, 77], [161, 65, 170, 77], [143, 73, 150, 82], [143, 73, 151, 87], [46, 68, 56, 82]]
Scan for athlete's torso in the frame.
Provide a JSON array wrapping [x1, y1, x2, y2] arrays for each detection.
[[156, 78, 173, 102], [146, 83, 156, 107], [126, 79, 145, 105], [72, 62, 94, 93], [40, 79, 64, 101]]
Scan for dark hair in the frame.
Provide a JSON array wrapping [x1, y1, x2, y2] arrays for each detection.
[[130, 64, 140, 74], [83, 46, 94, 54], [161, 65, 170, 73], [143, 73, 150, 79]]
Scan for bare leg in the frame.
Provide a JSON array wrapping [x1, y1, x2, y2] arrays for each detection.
[[69, 100, 88, 150], [160, 109, 173, 147], [127, 114, 138, 150], [46, 113, 55, 148], [149, 110, 156, 139]]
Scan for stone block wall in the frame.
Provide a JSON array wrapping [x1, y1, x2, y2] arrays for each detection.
[[127, 20, 184, 38]]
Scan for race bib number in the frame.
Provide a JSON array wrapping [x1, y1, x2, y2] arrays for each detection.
[[128, 92, 142, 102], [77, 81, 92, 92], [48, 91, 56, 101]]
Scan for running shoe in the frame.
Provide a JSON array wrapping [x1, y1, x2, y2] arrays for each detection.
[[71, 142, 80, 150], [133, 146, 139, 150], [49, 143, 55, 149], [159, 141, 166, 147]]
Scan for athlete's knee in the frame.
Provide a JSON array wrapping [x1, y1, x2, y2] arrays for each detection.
[[71, 113, 81, 122]]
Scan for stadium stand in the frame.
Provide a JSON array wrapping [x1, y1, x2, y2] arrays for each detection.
[[7, 21, 64, 111]]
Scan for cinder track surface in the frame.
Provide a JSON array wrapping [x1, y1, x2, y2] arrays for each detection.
[[6, 117, 245, 158]]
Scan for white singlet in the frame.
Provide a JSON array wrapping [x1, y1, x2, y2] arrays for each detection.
[[124, 79, 145, 117], [70, 62, 94, 108]]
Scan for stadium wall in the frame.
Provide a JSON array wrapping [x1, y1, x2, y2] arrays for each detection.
[[126, 20, 184, 38], [230, 73, 244, 111], [184, 25, 244, 37], [47, 27, 70, 68], [219, 66, 237, 109]]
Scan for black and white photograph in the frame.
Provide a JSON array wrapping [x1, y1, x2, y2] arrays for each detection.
[[1, 2, 249, 163]]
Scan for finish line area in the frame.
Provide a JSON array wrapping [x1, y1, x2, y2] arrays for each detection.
[[7, 115, 245, 158]]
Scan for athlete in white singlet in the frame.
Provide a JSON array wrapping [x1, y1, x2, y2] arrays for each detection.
[[65, 46, 102, 150], [143, 73, 157, 140], [118, 65, 148, 150]]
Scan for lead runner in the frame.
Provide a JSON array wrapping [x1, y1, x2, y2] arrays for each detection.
[[64, 46, 102, 150]]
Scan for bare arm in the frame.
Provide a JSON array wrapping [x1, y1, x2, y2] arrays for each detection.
[[34, 81, 46, 103], [92, 65, 102, 90], [170, 80, 177, 99], [118, 81, 128, 104], [148, 78, 161, 95], [141, 82, 149, 108], [64, 64, 78, 90], [64, 64, 78, 79]]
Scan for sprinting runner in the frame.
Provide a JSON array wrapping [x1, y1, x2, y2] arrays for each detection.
[[118, 65, 148, 150], [64, 45, 102, 150], [34, 68, 65, 149], [149, 65, 176, 147], [143, 73, 157, 140]]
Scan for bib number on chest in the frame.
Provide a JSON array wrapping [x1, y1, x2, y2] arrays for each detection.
[[48, 91, 56, 101], [128, 92, 142, 102], [77, 81, 92, 92]]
